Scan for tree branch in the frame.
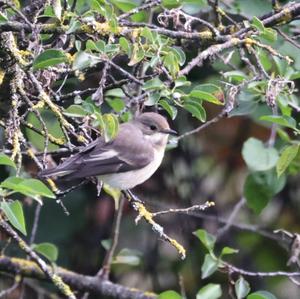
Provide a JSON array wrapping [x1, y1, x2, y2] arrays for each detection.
[[0, 256, 157, 299]]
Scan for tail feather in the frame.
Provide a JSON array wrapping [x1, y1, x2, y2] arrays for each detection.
[[38, 167, 73, 178]]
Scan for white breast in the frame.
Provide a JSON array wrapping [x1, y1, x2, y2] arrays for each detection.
[[99, 148, 165, 189]]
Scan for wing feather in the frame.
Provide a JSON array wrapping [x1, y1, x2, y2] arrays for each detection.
[[39, 123, 154, 180]]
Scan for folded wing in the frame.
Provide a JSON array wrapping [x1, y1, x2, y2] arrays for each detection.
[[39, 123, 154, 180]]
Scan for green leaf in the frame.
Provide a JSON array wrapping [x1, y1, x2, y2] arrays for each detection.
[[159, 290, 182, 299], [128, 44, 145, 66], [1, 200, 27, 235], [111, 0, 147, 21], [33, 242, 58, 262], [19, 179, 55, 198], [0, 12, 8, 22], [244, 174, 272, 214], [174, 76, 191, 88], [101, 239, 111, 250], [184, 99, 206, 122], [193, 229, 216, 252], [95, 40, 106, 53], [106, 98, 125, 113], [64, 105, 88, 117], [252, 16, 265, 32], [258, 50, 273, 71], [242, 138, 279, 171], [96, 113, 119, 142], [72, 51, 101, 70], [66, 18, 81, 34], [140, 27, 155, 43], [105, 88, 125, 98], [247, 291, 277, 299], [1, 177, 55, 200], [162, 0, 182, 9], [196, 284, 222, 299], [190, 84, 224, 105], [274, 57, 288, 77], [244, 170, 285, 214], [235, 276, 250, 299], [143, 78, 165, 91], [223, 71, 248, 83], [111, 0, 136, 11], [113, 248, 141, 266], [0, 153, 16, 169], [201, 254, 219, 279], [163, 51, 179, 78], [171, 47, 186, 66], [260, 115, 297, 130], [276, 144, 299, 177], [90, 0, 106, 13], [42, 5, 56, 18], [86, 40, 104, 53], [220, 246, 239, 257], [261, 28, 277, 42], [119, 37, 131, 56], [32, 49, 68, 70], [290, 71, 300, 80], [159, 100, 177, 120]]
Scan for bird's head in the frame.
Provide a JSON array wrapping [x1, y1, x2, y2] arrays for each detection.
[[134, 112, 177, 147]]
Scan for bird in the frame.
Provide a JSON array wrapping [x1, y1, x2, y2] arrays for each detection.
[[39, 112, 177, 190]]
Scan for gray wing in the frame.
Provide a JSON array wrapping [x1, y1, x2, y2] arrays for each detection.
[[39, 123, 154, 180]]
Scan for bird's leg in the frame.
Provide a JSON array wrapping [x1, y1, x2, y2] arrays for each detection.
[[96, 179, 103, 198], [55, 198, 70, 216], [124, 189, 144, 204], [48, 179, 89, 215]]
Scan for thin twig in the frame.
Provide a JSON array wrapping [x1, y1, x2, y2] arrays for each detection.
[[152, 202, 215, 217], [217, 197, 246, 238], [0, 277, 20, 298], [98, 196, 125, 280], [29, 203, 42, 245], [177, 111, 227, 141], [118, 0, 161, 20], [123, 190, 186, 259], [224, 262, 300, 278], [0, 217, 76, 299], [276, 28, 300, 49]]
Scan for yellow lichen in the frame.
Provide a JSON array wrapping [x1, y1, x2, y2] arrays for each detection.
[[52, 274, 75, 298], [11, 131, 20, 161], [40, 91, 73, 129], [77, 134, 87, 143], [80, 24, 95, 34], [199, 31, 213, 40], [47, 179, 58, 193], [48, 135, 65, 145], [65, 53, 74, 63], [32, 100, 45, 110], [169, 238, 186, 259], [131, 28, 142, 40], [26, 148, 35, 159], [244, 38, 255, 46], [0, 69, 5, 86], [279, 8, 292, 24]]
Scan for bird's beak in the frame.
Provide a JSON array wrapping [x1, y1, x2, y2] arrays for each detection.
[[160, 128, 178, 135]]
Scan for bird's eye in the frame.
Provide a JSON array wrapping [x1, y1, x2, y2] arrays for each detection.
[[150, 125, 157, 131]]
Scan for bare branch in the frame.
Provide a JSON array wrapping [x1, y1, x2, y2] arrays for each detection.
[[0, 256, 157, 299]]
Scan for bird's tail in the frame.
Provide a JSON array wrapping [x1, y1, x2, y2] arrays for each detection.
[[38, 167, 72, 179]]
